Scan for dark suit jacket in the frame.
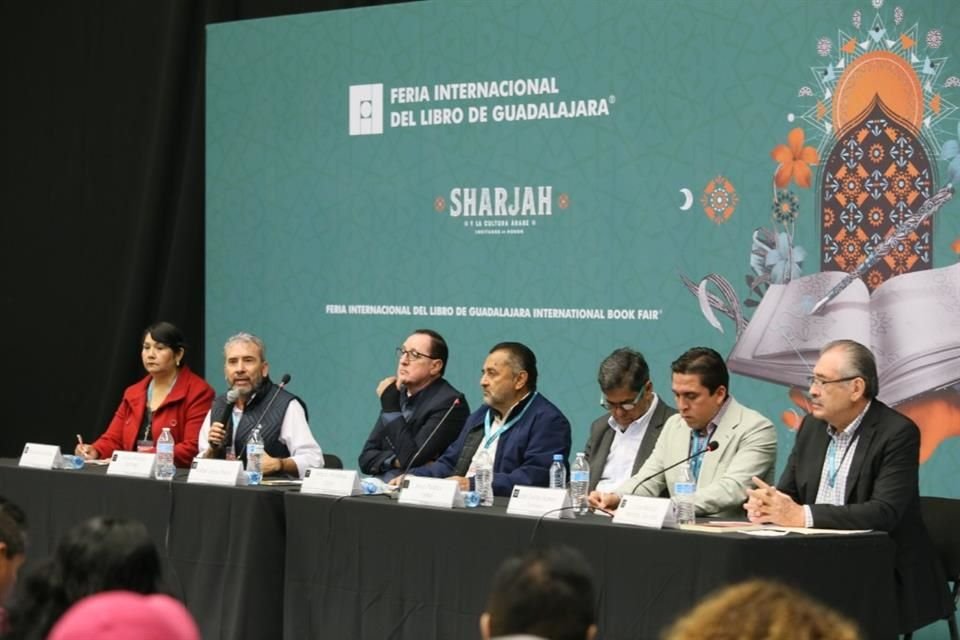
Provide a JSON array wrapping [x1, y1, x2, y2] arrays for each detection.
[[583, 396, 676, 492], [778, 400, 953, 633], [412, 392, 571, 496], [358, 378, 469, 475]]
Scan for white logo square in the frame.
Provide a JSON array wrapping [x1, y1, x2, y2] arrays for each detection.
[[349, 83, 383, 136]]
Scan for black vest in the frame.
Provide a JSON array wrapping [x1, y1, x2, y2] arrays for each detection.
[[210, 378, 307, 462]]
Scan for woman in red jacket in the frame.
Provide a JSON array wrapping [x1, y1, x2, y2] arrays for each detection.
[[75, 322, 214, 467]]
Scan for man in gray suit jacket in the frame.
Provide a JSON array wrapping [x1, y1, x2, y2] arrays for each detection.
[[589, 347, 776, 518], [584, 348, 676, 493]]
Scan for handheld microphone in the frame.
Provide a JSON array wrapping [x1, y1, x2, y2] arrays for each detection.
[[397, 396, 462, 492], [212, 388, 240, 457], [624, 440, 719, 494]]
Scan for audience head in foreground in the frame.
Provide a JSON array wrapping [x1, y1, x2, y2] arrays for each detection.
[[7, 517, 163, 640], [481, 546, 597, 640], [0, 498, 27, 634], [48, 591, 200, 640], [662, 579, 860, 640]]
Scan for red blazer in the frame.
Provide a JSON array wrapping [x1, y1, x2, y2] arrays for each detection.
[[92, 366, 215, 467]]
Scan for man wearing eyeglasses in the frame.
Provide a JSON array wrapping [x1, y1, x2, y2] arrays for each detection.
[[744, 339, 952, 635], [584, 348, 676, 493], [359, 330, 469, 480], [589, 347, 776, 517]]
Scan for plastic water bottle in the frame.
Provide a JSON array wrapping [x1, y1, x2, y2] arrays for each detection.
[[549, 454, 566, 489], [570, 452, 590, 515], [246, 426, 264, 486], [155, 427, 176, 480], [474, 448, 494, 507], [673, 462, 696, 525], [59, 454, 85, 470]]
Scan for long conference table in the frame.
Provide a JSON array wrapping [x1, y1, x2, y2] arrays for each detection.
[[0, 460, 899, 639]]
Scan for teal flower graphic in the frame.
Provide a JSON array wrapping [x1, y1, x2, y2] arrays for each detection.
[[765, 232, 807, 283]]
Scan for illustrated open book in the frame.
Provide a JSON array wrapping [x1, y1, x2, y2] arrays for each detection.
[[727, 262, 960, 406]]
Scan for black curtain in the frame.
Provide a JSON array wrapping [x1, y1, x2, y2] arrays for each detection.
[[1, 0, 409, 457]]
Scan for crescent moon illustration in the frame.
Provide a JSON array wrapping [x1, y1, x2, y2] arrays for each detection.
[[680, 188, 694, 211]]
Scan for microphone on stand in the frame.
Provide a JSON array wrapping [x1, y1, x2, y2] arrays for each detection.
[[599, 441, 720, 511], [395, 396, 462, 496], [237, 374, 292, 462], [252, 373, 292, 431], [628, 440, 719, 491]]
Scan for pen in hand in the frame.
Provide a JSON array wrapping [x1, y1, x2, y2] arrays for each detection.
[[75, 434, 92, 459]]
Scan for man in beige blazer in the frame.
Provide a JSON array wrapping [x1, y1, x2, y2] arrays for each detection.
[[589, 347, 776, 518]]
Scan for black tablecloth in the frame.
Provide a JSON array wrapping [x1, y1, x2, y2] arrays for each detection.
[[0, 460, 286, 640], [283, 493, 899, 640], [0, 461, 900, 640]]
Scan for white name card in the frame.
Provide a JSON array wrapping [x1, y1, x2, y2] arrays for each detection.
[[19, 443, 62, 470], [107, 451, 157, 479], [187, 458, 248, 486], [301, 468, 362, 497], [398, 476, 463, 509], [613, 496, 677, 529], [506, 486, 574, 519]]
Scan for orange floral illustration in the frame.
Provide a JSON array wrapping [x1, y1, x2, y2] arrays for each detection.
[[771, 128, 819, 188]]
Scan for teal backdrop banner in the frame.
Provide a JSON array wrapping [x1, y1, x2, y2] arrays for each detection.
[[206, 0, 960, 498]]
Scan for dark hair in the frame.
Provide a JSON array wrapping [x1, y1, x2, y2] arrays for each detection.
[[7, 517, 163, 640], [413, 329, 449, 375], [598, 348, 650, 393], [143, 321, 186, 366], [489, 342, 538, 390], [0, 497, 26, 558], [486, 546, 596, 640], [671, 347, 729, 395], [822, 339, 879, 399]]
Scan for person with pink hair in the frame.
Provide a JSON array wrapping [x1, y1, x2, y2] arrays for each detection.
[[48, 591, 199, 640]]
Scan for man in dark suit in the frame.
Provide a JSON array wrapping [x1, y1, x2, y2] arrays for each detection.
[[358, 330, 469, 480], [745, 339, 953, 634], [405, 341, 571, 496], [584, 348, 675, 493]]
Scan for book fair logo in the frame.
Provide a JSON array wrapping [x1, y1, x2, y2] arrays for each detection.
[[347, 76, 612, 135], [433, 185, 570, 236], [348, 84, 384, 136]]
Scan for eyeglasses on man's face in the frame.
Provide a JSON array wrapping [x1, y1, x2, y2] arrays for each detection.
[[601, 390, 645, 412], [807, 375, 860, 389], [396, 347, 437, 362]]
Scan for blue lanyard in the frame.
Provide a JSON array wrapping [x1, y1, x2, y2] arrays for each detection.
[[688, 425, 716, 481], [483, 392, 538, 449], [826, 429, 860, 488]]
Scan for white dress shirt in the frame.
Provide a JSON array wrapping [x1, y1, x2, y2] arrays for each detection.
[[197, 400, 324, 478], [596, 394, 659, 493]]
